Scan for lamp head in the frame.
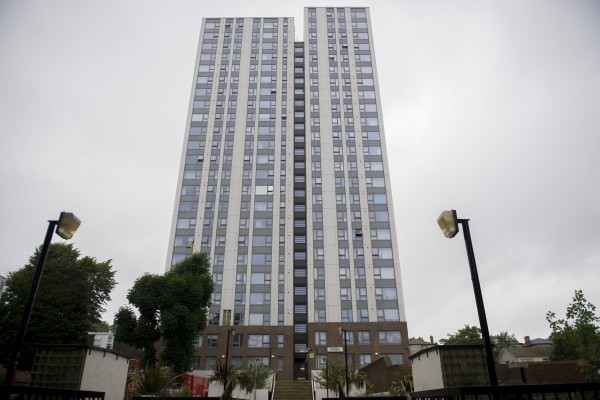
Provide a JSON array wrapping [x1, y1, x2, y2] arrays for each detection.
[[437, 210, 459, 238], [56, 212, 81, 240]]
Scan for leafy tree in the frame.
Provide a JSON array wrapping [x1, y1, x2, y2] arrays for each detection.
[[491, 331, 518, 360], [440, 325, 482, 345], [114, 253, 213, 373], [546, 290, 600, 381], [314, 359, 367, 398], [90, 320, 111, 332], [0, 243, 116, 370]]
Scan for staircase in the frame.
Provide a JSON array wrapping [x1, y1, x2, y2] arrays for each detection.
[[272, 380, 313, 400]]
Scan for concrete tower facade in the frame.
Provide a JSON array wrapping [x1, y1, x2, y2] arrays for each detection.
[[166, 7, 408, 380]]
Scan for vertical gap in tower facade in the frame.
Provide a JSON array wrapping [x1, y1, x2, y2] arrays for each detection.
[[292, 41, 308, 379]]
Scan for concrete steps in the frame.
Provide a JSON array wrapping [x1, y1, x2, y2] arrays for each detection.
[[273, 380, 312, 400]]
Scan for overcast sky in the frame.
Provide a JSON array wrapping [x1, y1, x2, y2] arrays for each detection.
[[1, 0, 599, 344]]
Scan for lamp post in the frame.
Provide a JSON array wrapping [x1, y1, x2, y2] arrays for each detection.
[[338, 327, 349, 397], [3, 212, 81, 388], [223, 328, 236, 398], [437, 209, 498, 386], [253, 357, 259, 400], [322, 357, 329, 399]]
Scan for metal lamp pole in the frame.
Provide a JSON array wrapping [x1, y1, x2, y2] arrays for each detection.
[[3, 212, 80, 388], [323, 357, 329, 398], [253, 357, 259, 400], [223, 328, 235, 398], [338, 328, 349, 397], [437, 210, 498, 386]]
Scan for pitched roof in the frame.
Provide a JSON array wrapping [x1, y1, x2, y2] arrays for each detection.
[[501, 346, 552, 358]]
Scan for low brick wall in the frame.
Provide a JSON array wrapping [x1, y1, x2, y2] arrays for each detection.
[[359, 356, 412, 393], [496, 361, 585, 385]]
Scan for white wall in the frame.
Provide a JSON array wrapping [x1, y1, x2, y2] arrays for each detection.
[[80, 348, 129, 400], [193, 369, 272, 400], [411, 348, 444, 391]]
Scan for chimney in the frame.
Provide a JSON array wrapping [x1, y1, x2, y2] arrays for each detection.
[[524, 336, 530, 346], [430, 335, 434, 344]]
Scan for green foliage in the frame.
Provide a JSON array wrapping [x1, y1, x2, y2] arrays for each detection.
[[90, 320, 111, 332], [0, 243, 116, 370], [235, 362, 272, 394], [209, 358, 272, 399], [314, 359, 367, 397], [440, 325, 483, 345], [113, 253, 213, 373], [491, 331, 518, 360], [128, 363, 182, 397], [546, 290, 600, 381], [389, 375, 413, 399]]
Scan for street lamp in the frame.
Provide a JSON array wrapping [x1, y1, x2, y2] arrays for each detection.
[[338, 327, 350, 397], [253, 357, 260, 400], [223, 328, 236, 398], [3, 212, 81, 387], [437, 209, 498, 386], [322, 357, 329, 399]]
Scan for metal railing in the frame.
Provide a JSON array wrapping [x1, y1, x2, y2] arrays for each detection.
[[412, 382, 600, 400], [0, 385, 105, 400]]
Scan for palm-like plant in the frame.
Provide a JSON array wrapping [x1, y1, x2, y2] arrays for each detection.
[[209, 359, 237, 399], [315, 359, 367, 397], [209, 359, 272, 399], [129, 363, 182, 397]]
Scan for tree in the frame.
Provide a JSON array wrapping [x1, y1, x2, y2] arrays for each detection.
[[314, 359, 367, 398], [546, 290, 600, 381], [439, 325, 482, 345], [113, 253, 213, 373], [491, 331, 518, 360], [0, 243, 116, 370]]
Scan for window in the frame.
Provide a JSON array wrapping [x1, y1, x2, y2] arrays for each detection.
[[236, 273, 246, 284], [313, 211, 323, 222], [207, 335, 219, 347], [251, 272, 271, 284], [205, 356, 217, 370], [248, 334, 270, 348], [232, 334, 243, 348], [375, 287, 397, 300], [315, 309, 326, 322], [339, 267, 350, 279], [381, 353, 404, 365], [314, 229, 323, 240], [235, 292, 245, 304], [355, 287, 367, 300], [315, 288, 325, 301], [250, 292, 271, 304], [373, 267, 396, 279], [378, 330, 402, 345], [377, 308, 400, 322], [372, 247, 393, 259], [340, 287, 352, 301], [193, 335, 203, 348], [358, 331, 370, 345], [359, 354, 372, 366], [249, 313, 270, 325], [315, 331, 327, 345], [369, 211, 389, 222]]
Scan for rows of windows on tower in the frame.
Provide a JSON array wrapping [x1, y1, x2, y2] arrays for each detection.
[[166, 7, 409, 380]]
